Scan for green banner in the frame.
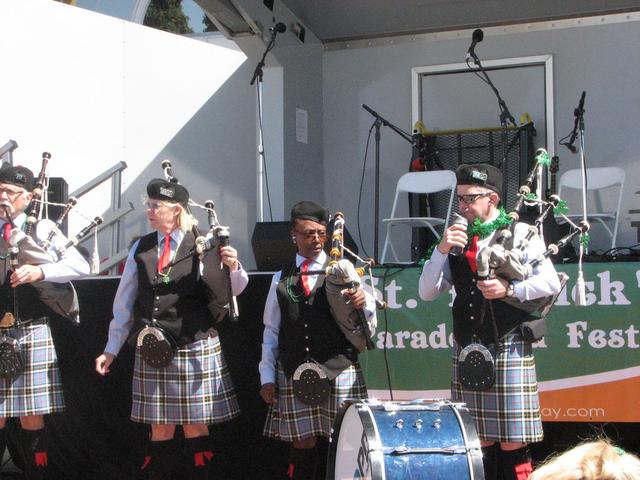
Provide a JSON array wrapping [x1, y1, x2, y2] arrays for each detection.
[[360, 263, 640, 422]]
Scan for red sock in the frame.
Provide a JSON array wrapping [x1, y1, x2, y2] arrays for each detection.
[[515, 462, 533, 480]]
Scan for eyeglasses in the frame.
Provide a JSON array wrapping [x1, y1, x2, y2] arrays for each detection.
[[144, 201, 165, 211], [0, 188, 25, 200], [457, 192, 492, 204], [294, 229, 328, 240]]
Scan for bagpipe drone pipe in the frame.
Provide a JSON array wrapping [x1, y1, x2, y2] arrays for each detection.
[[4, 152, 104, 324]]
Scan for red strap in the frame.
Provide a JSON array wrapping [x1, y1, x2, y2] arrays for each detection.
[[157, 234, 171, 273], [300, 259, 312, 296], [465, 235, 479, 273], [515, 461, 533, 480], [35, 451, 48, 467], [287, 463, 295, 479], [2, 223, 11, 242], [140, 455, 152, 470], [194, 450, 214, 467]]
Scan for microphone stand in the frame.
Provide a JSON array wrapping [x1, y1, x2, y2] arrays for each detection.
[[361, 104, 414, 262], [468, 52, 518, 171], [250, 30, 279, 222]]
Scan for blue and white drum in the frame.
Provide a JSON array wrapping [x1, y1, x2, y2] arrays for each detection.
[[327, 399, 484, 480]]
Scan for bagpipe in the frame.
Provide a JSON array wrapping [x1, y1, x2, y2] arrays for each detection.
[[301, 211, 385, 352], [2, 152, 104, 325], [156, 160, 239, 322], [476, 148, 588, 318]]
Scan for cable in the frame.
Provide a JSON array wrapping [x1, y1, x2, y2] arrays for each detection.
[[377, 265, 407, 400], [256, 78, 274, 221], [356, 122, 376, 260]]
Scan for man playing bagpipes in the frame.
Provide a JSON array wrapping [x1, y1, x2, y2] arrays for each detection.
[[419, 163, 562, 480], [259, 201, 378, 480], [95, 177, 248, 480], [0, 164, 89, 480]]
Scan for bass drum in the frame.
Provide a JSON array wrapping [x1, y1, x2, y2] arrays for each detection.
[[327, 399, 483, 480]]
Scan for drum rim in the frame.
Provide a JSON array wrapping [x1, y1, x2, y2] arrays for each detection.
[[447, 403, 484, 480], [328, 399, 483, 480], [326, 399, 386, 480]]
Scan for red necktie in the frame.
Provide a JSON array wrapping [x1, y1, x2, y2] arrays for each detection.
[[2, 223, 11, 243], [300, 259, 313, 296], [157, 234, 171, 273], [465, 235, 479, 273]]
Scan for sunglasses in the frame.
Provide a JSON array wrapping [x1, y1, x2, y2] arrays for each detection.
[[456, 192, 492, 204], [294, 229, 328, 240]]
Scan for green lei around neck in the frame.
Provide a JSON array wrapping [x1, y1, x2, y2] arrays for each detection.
[[466, 207, 513, 239], [417, 207, 513, 266]]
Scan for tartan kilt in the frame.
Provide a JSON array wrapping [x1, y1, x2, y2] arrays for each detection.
[[263, 362, 367, 442], [131, 334, 240, 425], [0, 320, 65, 417], [451, 334, 543, 443]]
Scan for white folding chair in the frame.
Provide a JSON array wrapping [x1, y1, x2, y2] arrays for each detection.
[[381, 170, 457, 264], [557, 167, 625, 250]]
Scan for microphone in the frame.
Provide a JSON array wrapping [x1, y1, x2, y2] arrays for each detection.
[[269, 22, 286, 35], [566, 91, 586, 153], [575, 90, 586, 116], [449, 213, 468, 256], [466, 29, 484, 60], [565, 142, 577, 154]]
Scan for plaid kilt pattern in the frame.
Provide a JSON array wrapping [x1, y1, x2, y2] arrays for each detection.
[[451, 334, 543, 443], [0, 320, 65, 417], [263, 362, 367, 441], [131, 334, 240, 425]]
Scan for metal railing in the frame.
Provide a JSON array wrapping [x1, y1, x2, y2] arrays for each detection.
[[70, 161, 133, 275]]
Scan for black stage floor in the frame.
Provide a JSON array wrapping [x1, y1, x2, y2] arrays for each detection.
[[1, 274, 636, 479]]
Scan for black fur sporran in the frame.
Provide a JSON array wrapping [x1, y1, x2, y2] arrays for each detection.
[[458, 342, 496, 391], [137, 325, 176, 368], [0, 335, 25, 377]]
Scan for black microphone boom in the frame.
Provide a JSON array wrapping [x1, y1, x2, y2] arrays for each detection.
[[466, 28, 484, 60]]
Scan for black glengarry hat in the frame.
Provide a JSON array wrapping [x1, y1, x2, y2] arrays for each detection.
[[0, 164, 35, 191], [146, 178, 189, 207], [455, 163, 503, 195], [290, 201, 330, 225]]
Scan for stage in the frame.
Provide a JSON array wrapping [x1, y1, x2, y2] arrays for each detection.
[[5, 265, 637, 479]]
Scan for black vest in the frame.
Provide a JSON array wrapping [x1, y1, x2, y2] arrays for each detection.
[[276, 260, 356, 378], [449, 245, 536, 347], [0, 238, 59, 323], [131, 231, 231, 346]]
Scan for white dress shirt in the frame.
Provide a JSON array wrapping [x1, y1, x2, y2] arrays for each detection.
[[259, 250, 377, 386], [105, 229, 249, 356], [1, 213, 90, 283], [419, 213, 561, 302]]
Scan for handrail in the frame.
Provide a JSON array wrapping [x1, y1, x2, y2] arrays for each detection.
[[76, 202, 135, 239], [70, 161, 127, 198], [70, 161, 131, 275]]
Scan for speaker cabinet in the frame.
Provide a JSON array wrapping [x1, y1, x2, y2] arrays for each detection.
[[251, 220, 359, 271], [45, 177, 69, 235], [408, 123, 536, 260]]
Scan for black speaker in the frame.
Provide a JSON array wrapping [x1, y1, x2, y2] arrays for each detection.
[[251, 220, 359, 272], [46, 177, 69, 235]]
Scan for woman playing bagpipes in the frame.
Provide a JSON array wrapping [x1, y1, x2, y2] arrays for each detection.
[[95, 176, 248, 480], [419, 163, 562, 480]]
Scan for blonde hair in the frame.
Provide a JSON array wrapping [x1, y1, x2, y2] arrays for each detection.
[[529, 440, 640, 480], [175, 202, 197, 232], [142, 196, 198, 232]]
